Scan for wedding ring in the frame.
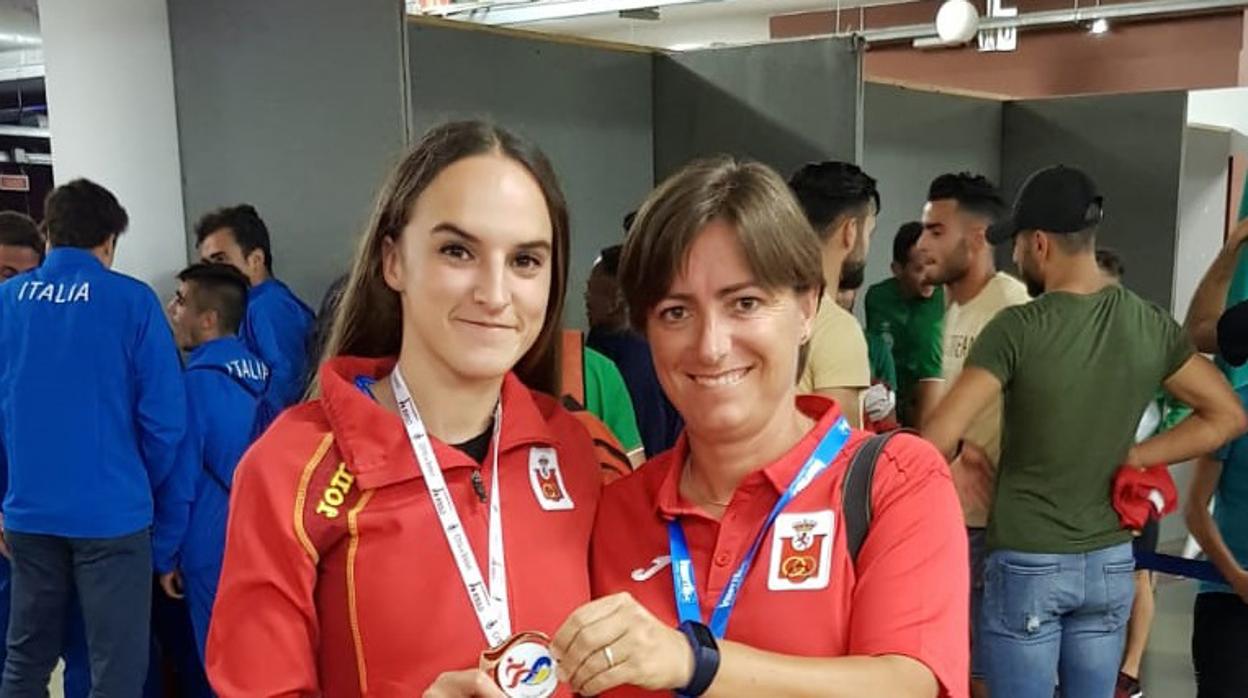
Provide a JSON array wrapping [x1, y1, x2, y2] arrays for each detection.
[[604, 644, 615, 668]]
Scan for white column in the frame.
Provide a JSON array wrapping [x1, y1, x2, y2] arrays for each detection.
[[37, 0, 187, 294]]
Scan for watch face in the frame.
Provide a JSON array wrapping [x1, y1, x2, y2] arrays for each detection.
[[686, 621, 716, 648]]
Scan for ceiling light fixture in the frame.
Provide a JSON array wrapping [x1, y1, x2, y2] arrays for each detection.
[[935, 0, 981, 44]]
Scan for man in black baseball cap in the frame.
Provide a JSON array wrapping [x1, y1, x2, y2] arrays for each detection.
[[986, 165, 1105, 297], [923, 164, 1246, 697]]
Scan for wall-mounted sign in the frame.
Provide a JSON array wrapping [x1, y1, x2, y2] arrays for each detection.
[[979, 0, 1018, 52], [0, 174, 30, 192]]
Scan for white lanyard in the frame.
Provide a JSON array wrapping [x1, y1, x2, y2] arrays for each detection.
[[391, 370, 510, 647]]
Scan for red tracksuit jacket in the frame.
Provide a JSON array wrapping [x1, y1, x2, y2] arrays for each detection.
[[206, 356, 602, 696]]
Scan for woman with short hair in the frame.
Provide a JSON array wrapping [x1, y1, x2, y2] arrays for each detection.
[[552, 156, 969, 698]]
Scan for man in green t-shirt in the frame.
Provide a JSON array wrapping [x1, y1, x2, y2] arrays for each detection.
[[865, 221, 944, 428], [924, 165, 1246, 698]]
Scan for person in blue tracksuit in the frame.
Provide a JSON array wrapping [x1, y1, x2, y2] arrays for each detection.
[[194, 204, 312, 409], [0, 179, 186, 696], [0, 213, 92, 698], [0, 211, 43, 674], [158, 262, 268, 660]]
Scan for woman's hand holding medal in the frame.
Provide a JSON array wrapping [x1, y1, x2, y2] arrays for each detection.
[[551, 592, 694, 696]]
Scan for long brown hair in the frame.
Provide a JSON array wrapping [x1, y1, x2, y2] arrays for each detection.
[[318, 121, 569, 395]]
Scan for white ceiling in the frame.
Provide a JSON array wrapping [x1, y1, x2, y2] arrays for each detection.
[[503, 0, 918, 49]]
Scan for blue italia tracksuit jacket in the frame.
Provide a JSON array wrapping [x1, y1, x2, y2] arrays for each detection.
[[240, 278, 313, 409], [0, 248, 186, 694], [0, 247, 186, 539], [153, 335, 268, 659]]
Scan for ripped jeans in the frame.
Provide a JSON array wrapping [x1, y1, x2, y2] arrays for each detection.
[[981, 542, 1135, 698]]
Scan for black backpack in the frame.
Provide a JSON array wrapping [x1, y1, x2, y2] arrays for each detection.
[[841, 430, 911, 565]]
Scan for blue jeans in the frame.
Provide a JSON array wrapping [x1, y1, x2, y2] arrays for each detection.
[[0, 529, 152, 698], [1, 557, 92, 697], [981, 542, 1135, 698], [968, 528, 988, 679]]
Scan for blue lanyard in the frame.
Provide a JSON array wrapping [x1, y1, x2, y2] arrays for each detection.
[[668, 416, 851, 638]]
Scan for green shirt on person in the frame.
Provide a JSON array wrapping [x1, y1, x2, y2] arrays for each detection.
[[582, 347, 644, 457], [864, 277, 944, 426], [967, 285, 1195, 554], [866, 330, 898, 391]]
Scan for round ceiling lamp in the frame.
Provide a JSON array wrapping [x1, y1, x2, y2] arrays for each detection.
[[936, 0, 981, 44]]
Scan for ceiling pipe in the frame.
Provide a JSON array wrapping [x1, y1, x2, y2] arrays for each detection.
[[852, 0, 1248, 44], [413, 0, 724, 25]]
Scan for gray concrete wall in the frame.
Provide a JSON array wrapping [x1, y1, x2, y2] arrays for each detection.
[[168, 0, 408, 307], [653, 38, 861, 184], [861, 82, 1003, 308], [407, 20, 655, 329]]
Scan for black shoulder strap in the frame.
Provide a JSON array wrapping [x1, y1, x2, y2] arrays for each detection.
[[842, 429, 911, 565]]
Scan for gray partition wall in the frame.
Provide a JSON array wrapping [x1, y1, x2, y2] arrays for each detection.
[[862, 83, 1004, 303], [407, 20, 655, 329], [1001, 92, 1189, 307], [653, 38, 861, 183], [168, 0, 408, 305]]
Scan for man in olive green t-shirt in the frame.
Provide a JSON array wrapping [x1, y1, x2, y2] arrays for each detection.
[[865, 221, 944, 428], [924, 165, 1245, 698]]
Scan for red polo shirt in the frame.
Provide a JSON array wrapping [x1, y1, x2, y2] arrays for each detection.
[[206, 356, 602, 697], [590, 396, 968, 698]]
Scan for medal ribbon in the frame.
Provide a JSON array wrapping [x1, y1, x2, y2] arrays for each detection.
[[392, 370, 511, 647], [667, 416, 851, 638]]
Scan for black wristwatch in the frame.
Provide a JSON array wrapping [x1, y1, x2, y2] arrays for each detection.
[[677, 620, 720, 697]]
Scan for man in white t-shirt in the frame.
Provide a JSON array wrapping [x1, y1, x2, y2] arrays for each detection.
[[788, 161, 879, 427], [916, 172, 1030, 698]]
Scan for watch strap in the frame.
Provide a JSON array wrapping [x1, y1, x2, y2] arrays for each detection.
[[677, 620, 720, 697]]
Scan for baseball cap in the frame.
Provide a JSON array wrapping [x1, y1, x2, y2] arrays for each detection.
[[987, 165, 1104, 244]]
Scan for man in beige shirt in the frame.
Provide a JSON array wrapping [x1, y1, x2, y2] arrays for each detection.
[[916, 172, 1030, 698], [789, 161, 878, 427]]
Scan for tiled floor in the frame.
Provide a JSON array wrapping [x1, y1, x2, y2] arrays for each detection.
[[1140, 577, 1200, 698]]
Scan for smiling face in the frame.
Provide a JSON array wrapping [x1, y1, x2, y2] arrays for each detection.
[[645, 219, 817, 442], [381, 153, 554, 386], [894, 248, 937, 300]]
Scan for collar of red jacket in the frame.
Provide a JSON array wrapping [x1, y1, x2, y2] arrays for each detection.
[[649, 394, 847, 520], [318, 355, 561, 490]]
